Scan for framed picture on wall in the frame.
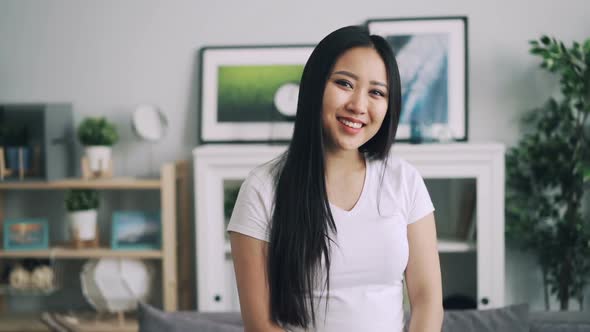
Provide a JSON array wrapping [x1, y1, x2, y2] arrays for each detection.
[[198, 45, 314, 144], [111, 211, 161, 250], [367, 16, 468, 141]]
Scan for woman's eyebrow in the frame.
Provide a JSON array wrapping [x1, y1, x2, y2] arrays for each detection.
[[333, 70, 358, 80], [332, 70, 387, 89]]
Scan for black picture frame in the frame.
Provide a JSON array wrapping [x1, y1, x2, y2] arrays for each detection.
[[198, 45, 314, 144], [366, 16, 468, 142]]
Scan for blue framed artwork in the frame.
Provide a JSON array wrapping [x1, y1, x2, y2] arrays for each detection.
[[111, 211, 161, 250], [198, 45, 314, 143], [367, 17, 468, 142], [3, 218, 49, 250]]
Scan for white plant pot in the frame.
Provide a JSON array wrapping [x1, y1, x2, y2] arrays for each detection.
[[69, 209, 98, 241], [85, 146, 112, 172]]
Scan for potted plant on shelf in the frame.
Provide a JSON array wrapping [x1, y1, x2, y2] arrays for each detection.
[[77, 117, 118, 175], [65, 189, 100, 243], [506, 36, 590, 310]]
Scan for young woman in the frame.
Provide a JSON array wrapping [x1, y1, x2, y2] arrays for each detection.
[[228, 25, 443, 332]]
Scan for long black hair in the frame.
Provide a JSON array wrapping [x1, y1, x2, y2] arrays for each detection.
[[267, 25, 402, 328]]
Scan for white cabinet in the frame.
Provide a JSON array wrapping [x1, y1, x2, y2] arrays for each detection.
[[193, 143, 505, 312]]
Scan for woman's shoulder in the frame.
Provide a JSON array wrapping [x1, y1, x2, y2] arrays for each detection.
[[244, 159, 278, 193], [369, 151, 421, 179]]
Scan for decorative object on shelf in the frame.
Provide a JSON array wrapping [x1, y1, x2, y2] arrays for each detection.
[[3, 218, 49, 250], [80, 258, 154, 313], [65, 189, 100, 248], [0, 103, 74, 181], [506, 35, 590, 311], [3, 259, 59, 294], [78, 116, 119, 179], [131, 104, 168, 176], [2, 125, 32, 180], [409, 118, 424, 144], [366, 16, 468, 142], [9, 265, 30, 290], [30, 265, 54, 291], [456, 180, 477, 241], [111, 211, 161, 250], [198, 45, 314, 143], [132, 104, 168, 142]]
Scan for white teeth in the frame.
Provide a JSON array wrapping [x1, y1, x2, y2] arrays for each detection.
[[339, 118, 362, 129]]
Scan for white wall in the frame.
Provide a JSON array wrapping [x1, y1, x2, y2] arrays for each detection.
[[1, 0, 589, 311]]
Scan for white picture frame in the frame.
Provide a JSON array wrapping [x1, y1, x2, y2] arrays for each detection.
[[367, 17, 468, 141], [198, 45, 314, 143]]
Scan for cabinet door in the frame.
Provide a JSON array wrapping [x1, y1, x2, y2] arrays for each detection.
[[194, 146, 285, 311], [396, 144, 505, 309]]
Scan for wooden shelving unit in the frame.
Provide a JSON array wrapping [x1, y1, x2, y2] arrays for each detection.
[[0, 178, 161, 190], [0, 160, 193, 330]]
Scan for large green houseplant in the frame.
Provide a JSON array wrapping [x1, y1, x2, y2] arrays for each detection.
[[506, 36, 590, 310]]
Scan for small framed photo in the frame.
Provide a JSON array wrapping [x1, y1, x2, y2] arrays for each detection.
[[198, 45, 314, 143], [3, 218, 49, 250], [367, 16, 468, 141], [111, 211, 161, 250]]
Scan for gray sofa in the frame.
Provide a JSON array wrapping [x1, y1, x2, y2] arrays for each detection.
[[138, 302, 590, 332]]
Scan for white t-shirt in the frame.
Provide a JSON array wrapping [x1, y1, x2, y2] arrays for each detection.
[[227, 153, 435, 332]]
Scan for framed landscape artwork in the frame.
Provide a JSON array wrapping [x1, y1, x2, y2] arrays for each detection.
[[199, 45, 314, 143], [3, 218, 49, 250], [367, 17, 468, 141], [111, 211, 161, 250]]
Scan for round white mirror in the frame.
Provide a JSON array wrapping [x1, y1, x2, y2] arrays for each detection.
[[131, 105, 168, 142]]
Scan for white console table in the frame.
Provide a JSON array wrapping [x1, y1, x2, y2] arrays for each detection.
[[193, 143, 505, 311]]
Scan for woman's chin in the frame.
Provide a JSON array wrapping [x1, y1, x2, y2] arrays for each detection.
[[327, 140, 365, 153]]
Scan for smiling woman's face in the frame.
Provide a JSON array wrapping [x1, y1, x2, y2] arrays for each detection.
[[321, 46, 389, 154]]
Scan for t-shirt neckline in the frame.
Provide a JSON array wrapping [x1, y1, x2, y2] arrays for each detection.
[[328, 156, 370, 215]]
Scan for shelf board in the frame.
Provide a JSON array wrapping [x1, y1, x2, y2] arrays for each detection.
[[438, 239, 476, 253], [0, 177, 161, 190], [0, 284, 57, 296], [0, 247, 163, 259], [0, 313, 50, 332]]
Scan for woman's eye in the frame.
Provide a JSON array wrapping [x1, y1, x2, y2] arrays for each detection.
[[335, 79, 353, 89], [371, 89, 385, 97]]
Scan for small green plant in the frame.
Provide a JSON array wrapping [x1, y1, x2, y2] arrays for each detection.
[[65, 189, 100, 212], [77, 117, 119, 146]]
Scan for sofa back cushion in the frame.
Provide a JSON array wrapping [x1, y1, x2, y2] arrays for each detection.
[[439, 304, 530, 332], [139, 302, 536, 332], [138, 302, 242, 332]]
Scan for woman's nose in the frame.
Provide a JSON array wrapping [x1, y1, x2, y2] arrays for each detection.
[[346, 90, 368, 114]]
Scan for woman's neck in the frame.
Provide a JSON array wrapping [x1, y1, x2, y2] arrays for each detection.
[[324, 148, 365, 179]]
